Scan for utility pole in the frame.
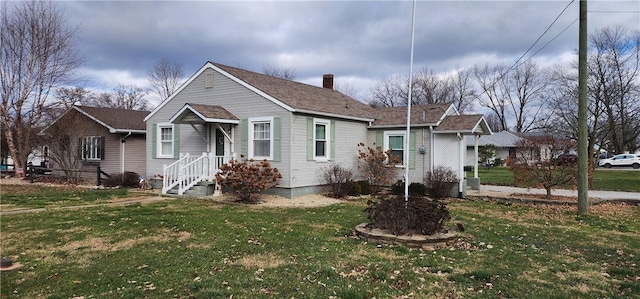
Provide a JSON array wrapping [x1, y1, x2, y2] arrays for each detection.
[[577, 0, 589, 215]]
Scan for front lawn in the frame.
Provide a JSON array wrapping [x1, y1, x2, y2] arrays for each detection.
[[0, 182, 150, 210], [467, 167, 640, 192], [1, 185, 638, 298]]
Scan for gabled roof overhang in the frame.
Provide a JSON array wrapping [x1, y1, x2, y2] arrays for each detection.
[[169, 103, 239, 125]]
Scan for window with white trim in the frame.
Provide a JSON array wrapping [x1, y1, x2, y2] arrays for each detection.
[[82, 136, 103, 160], [313, 118, 330, 161], [249, 117, 273, 159], [157, 123, 174, 158], [384, 131, 406, 166]]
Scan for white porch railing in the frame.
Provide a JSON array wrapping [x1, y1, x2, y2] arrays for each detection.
[[162, 153, 234, 195]]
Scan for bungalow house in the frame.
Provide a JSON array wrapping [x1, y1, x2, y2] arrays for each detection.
[[41, 105, 148, 179], [144, 62, 491, 198], [465, 130, 522, 167]]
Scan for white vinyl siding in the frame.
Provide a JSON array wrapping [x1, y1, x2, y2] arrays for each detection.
[[313, 118, 330, 161], [157, 123, 174, 158], [249, 116, 273, 160]]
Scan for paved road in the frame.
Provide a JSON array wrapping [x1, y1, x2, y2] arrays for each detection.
[[477, 185, 640, 201]]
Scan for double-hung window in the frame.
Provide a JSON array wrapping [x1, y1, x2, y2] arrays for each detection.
[[157, 123, 174, 158], [313, 118, 330, 161], [82, 136, 103, 160], [384, 131, 406, 166], [249, 117, 273, 160]]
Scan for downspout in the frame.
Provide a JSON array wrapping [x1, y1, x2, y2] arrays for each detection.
[[121, 132, 132, 173], [429, 126, 434, 173]]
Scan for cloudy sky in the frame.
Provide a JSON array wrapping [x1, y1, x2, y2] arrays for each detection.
[[57, 0, 639, 108]]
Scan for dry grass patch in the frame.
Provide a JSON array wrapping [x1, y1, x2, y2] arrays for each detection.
[[237, 253, 288, 269]]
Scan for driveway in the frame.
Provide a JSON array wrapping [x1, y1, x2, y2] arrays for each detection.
[[475, 185, 640, 201]]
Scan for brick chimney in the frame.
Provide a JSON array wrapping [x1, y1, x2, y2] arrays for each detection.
[[323, 74, 334, 89]]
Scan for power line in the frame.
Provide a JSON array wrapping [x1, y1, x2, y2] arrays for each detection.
[[523, 17, 579, 65], [588, 10, 640, 13], [475, 0, 576, 100]]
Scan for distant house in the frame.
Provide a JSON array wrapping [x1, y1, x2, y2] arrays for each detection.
[[144, 62, 491, 198], [41, 106, 149, 178], [465, 131, 522, 166]]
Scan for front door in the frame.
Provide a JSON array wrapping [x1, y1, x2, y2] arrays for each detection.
[[215, 128, 225, 157]]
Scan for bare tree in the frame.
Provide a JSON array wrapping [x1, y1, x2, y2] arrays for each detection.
[[40, 112, 88, 179], [0, 0, 82, 173], [262, 64, 296, 80], [41, 87, 93, 123], [473, 64, 509, 131], [484, 113, 504, 132], [449, 67, 477, 113], [591, 27, 640, 154], [89, 85, 149, 111], [550, 26, 640, 158], [334, 82, 360, 99], [368, 67, 478, 111], [507, 61, 550, 132], [473, 62, 550, 132], [147, 58, 184, 100], [510, 134, 578, 198], [367, 75, 410, 107]]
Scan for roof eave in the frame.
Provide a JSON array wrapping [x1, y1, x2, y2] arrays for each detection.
[[110, 129, 146, 134], [295, 109, 374, 122]]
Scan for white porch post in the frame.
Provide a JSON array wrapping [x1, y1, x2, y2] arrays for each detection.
[[474, 134, 479, 178]]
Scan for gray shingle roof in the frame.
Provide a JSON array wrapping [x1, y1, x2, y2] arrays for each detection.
[[435, 114, 486, 133], [75, 106, 149, 132], [465, 130, 522, 147], [370, 103, 452, 126], [213, 62, 376, 120], [187, 103, 239, 120]]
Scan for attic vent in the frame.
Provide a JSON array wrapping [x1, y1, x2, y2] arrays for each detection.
[[204, 72, 213, 88]]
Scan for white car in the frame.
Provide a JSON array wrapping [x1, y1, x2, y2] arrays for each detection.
[[598, 154, 640, 169]]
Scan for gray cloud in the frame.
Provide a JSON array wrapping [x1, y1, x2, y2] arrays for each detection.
[[59, 0, 639, 104]]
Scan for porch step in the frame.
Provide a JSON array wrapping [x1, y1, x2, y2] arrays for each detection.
[[165, 181, 217, 197]]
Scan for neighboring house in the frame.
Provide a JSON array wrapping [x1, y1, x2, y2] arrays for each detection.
[[465, 130, 522, 166], [41, 106, 149, 178], [144, 61, 491, 198]]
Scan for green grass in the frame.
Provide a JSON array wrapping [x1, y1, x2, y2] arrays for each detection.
[[467, 167, 640, 192], [1, 184, 639, 298], [0, 184, 145, 209]]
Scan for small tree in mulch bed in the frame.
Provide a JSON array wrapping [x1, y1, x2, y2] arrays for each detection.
[[215, 157, 282, 204], [357, 143, 402, 194], [364, 195, 450, 236]]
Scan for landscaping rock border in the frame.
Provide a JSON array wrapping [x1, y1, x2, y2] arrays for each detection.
[[354, 223, 457, 249]]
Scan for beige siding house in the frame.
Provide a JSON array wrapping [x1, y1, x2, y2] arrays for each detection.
[[41, 106, 148, 179], [145, 61, 491, 198]]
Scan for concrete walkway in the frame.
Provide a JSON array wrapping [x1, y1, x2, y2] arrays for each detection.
[[1, 196, 167, 216], [469, 185, 640, 201]]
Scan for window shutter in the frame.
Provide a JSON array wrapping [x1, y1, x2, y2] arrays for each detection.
[[409, 131, 416, 169], [273, 117, 281, 162], [330, 120, 336, 160], [241, 119, 248, 158], [151, 124, 157, 159], [78, 137, 84, 159], [376, 131, 383, 148], [100, 137, 105, 160], [173, 124, 180, 159], [306, 117, 313, 161]]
